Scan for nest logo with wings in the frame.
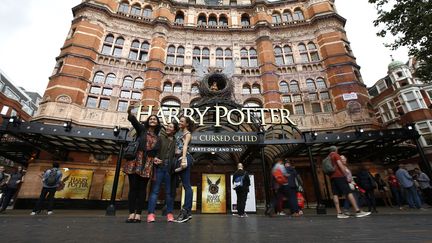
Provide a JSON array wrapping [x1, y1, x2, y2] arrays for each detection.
[[202, 174, 227, 213]]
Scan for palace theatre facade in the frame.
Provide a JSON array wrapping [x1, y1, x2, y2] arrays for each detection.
[[17, 0, 381, 208]]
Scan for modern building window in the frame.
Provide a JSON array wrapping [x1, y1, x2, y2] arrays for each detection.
[[417, 121, 432, 146], [241, 14, 250, 27], [105, 74, 116, 85], [295, 104, 305, 115], [175, 12, 185, 24], [242, 85, 251, 94], [86, 97, 98, 108], [316, 78, 327, 89], [130, 4, 141, 16], [143, 6, 153, 18], [293, 9, 305, 21], [282, 10, 293, 22], [323, 102, 333, 112], [118, 100, 128, 112], [99, 99, 110, 110], [173, 83, 182, 93], [102, 35, 114, 55], [93, 72, 105, 83], [118, 2, 129, 14], [279, 81, 289, 93], [123, 76, 133, 88], [134, 78, 144, 89]]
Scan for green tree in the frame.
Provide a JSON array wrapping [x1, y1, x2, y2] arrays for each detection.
[[369, 0, 432, 82]]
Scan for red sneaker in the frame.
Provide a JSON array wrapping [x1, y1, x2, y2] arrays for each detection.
[[147, 213, 155, 223], [167, 213, 174, 222]]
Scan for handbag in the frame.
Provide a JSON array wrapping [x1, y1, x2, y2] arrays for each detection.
[[124, 139, 139, 161]]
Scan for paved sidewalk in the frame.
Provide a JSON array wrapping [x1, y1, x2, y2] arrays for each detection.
[[0, 208, 431, 243]]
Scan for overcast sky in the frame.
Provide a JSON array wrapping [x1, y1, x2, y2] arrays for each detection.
[[0, 0, 408, 95]]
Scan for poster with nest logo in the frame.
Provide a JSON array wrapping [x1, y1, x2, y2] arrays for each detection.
[[201, 174, 226, 213]]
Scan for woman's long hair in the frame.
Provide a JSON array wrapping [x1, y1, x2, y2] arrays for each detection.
[[180, 116, 195, 133], [144, 115, 162, 135]]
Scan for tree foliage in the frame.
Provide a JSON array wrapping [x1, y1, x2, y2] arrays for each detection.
[[369, 0, 432, 82]]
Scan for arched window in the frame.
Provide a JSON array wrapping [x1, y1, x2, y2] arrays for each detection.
[[161, 98, 181, 116], [163, 82, 173, 92], [139, 41, 149, 61], [175, 12, 185, 24], [252, 84, 260, 94], [202, 48, 210, 66], [173, 83, 182, 93], [105, 73, 116, 85], [128, 40, 140, 60], [293, 9, 305, 21], [290, 80, 299, 93], [284, 45, 294, 64], [143, 6, 153, 18], [176, 46, 185, 66], [191, 84, 200, 94], [298, 43, 309, 63], [219, 15, 228, 26], [249, 48, 258, 67], [216, 48, 224, 67], [198, 14, 207, 25], [242, 84, 251, 95], [208, 15, 217, 26], [130, 4, 141, 16], [118, 2, 129, 13], [113, 37, 124, 57], [93, 71, 105, 83], [316, 78, 326, 89], [279, 81, 289, 93], [123, 76, 133, 88], [225, 49, 233, 67], [308, 42, 320, 61], [134, 78, 144, 89], [241, 14, 250, 27], [166, 45, 176, 65], [102, 35, 114, 55], [282, 10, 293, 22], [192, 47, 201, 66], [272, 12, 282, 24], [240, 48, 249, 67], [274, 46, 284, 65], [306, 79, 316, 91]]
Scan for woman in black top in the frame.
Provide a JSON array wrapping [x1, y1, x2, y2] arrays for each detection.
[[123, 103, 161, 223]]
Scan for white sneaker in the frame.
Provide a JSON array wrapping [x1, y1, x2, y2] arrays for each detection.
[[47, 211, 54, 215], [30, 212, 37, 216], [337, 213, 349, 219], [355, 211, 371, 218], [277, 212, 286, 216]]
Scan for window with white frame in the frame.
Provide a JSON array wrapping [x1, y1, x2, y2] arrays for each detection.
[[401, 90, 425, 112], [4, 87, 20, 101], [417, 121, 432, 146], [1, 105, 9, 115], [379, 101, 397, 122]]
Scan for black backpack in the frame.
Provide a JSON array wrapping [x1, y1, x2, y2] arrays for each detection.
[[45, 169, 58, 187]]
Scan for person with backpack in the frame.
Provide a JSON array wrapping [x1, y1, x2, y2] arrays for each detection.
[[267, 158, 289, 216], [0, 166, 24, 213], [325, 146, 370, 219], [284, 160, 301, 217], [232, 163, 250, 218], [31, 162, 62, 215]]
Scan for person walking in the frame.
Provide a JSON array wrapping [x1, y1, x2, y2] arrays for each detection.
[[284, 160, 301, 217], [327, 146, 371, 218], [147, 122, 179, 223], [174, 116, 195, 223], [268, 158, 289, 217], [124, 103, 161, 223], [357, 166, 377, 213], [0, 166, 24, 213], [232, 163, 251, 218], [395, 164, 422, 209], [414, 168, 432, 206], [31, 162, 62, 215]]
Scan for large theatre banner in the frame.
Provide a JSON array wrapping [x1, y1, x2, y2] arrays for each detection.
[[55, 169, 93, 199], [102, 171, 125, 200], [201, 174, 226, 213]]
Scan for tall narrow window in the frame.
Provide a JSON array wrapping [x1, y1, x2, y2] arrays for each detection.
[[225, 49, 233, 67], [272, 12, 282, 24], [241, 48, 249, 67], [93, 72, 105, 83], [279, 81, 289, 93], [123, 76, 133, 88], [249, 48, 258, 67], [308, 42, 320, 61], [143, 6, 153, 18], [193, 47, 201, 66], [316, 78, 327, 89], [242, 85, 251, 94], [139, 41, 149, 61], [202, 48, 210, 66], [173, 83, 182, 93], [306, 79, 316, 91], [175, 12, 185, 24], [134, 78, 144, 89], [166, 45, 176, 65], [129, 40, 140, 60], [105, 74, 116, 85], [241, 14, 250, 27], [163, 82, 173, 92], [118, 2, 129, 13], [176, 46, 185, 66], [298, 43, 309, 63], [284, 45, 294, 64], [252, 84, 260, 94], [102, 35, 114, 55], [290, 80, 299, 93], [219, 15, 228, 26], [208, 15, 217, 26], [198, 14, 207, 25], [216, 48, 224, 67], [275, 46, 284, 65], [113, 37, 124, 57], [282, 10, 293, 22], [293, 9, 305, 20], [131, 4, 141, 16]]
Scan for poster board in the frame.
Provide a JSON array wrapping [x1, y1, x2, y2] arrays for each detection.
[[201, 174, 226, 213], [230, 174, 256, 213]]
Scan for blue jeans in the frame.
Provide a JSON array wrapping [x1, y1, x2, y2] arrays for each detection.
[[178, 154, 193, 212], [390, 187, 403, 207], [148, 165, 173, 214], [405, 186, 422, 209]]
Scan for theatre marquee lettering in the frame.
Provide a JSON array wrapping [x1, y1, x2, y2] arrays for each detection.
[[191, 132, 259, 145], [137, 105, 297, 127], [190, 147, 244, 153]]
